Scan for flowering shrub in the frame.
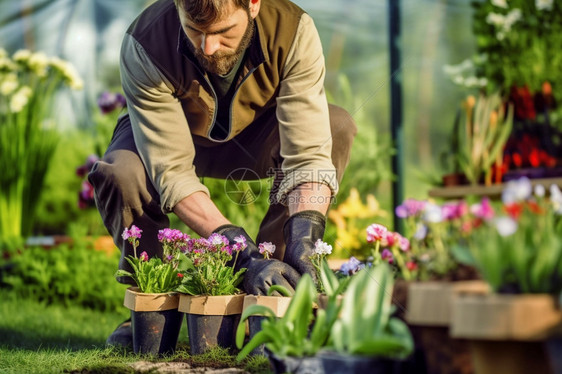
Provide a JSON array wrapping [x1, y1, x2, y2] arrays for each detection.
[[115, 226, 189, 293], [0, 48, 82, 249], [176, 232, 248, 296], [445, 0, 562, 98], [453, 177, 562, 294]]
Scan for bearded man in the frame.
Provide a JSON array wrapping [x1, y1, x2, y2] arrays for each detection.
[[89, 0, 356, 347]]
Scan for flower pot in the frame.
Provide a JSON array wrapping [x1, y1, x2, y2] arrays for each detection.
[[179, 293, 245, 354], [266, 349, 323, 374], [318, 351, 395, 374], [450, 287, 562, 374], [123, 287, 182, 356], [403, 281, 487, 374], [243, 294, 292, 356]]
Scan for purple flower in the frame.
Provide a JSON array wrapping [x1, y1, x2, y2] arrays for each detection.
[[97, 91, 126, 114], [381, 249, 394, 263], [340, 256, 364, 276], [122, 225, 142, 241], [208, 233, 229, 247], [442, 201, 468, 221], [396, 199, 427, 218], [139, 251, 149, 262], [157, 228, 184, 242]]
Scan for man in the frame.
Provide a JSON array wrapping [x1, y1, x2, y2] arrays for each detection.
[[89, 0, 356, 347]]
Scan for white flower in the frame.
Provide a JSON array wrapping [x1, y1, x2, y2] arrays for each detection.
[[28, 51, 49, 77], [549, 185, 562, 214], [534, 184, 546, 198], [491, 0, 508, 8], [423, 202, 443, 223], [9, 86, 32, 113], [486, 12, 506, 28], [536, 0, 553, 11], [0, 73, 18, 95], [50, 56, 83, 90], [313, 239, 332, 256], [12, 49, 31, 62], [495, 216, 518, 237], [502, 177, 532, 204]]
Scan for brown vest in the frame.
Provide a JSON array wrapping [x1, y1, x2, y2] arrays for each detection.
[[126, 0, 305, 142]]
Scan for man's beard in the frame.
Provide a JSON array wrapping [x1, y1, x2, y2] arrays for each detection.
[[193, 18, 254, 76]]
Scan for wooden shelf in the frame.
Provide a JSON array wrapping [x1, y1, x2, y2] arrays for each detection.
[[428, 177, 562, 200]]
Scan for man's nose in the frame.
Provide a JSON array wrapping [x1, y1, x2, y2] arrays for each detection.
[[201, 34, 220, 56]]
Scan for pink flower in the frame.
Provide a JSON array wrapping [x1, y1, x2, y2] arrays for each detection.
[[442, 201, 468, 221], [366, 223, 388, 243], [232, 236, 247, 252], [258, 242, 276, 259], [122, 225, 142, 241], [470, 197, 495, 221], [395, 199, 427, 218], [139, 251, 149, 262]]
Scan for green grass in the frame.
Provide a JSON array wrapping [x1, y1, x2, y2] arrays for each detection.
[[0, 290, 271, 373]]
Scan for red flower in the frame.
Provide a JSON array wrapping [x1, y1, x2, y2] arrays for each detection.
[[177, 273, 184, 278], [504, 203, 523, 220], [406, 261, 418, 271]]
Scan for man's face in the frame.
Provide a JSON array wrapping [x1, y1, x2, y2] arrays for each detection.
[[179, 2, 255, 75]]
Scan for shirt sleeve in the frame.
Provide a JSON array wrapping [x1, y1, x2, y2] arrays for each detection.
[[120, 33, 209, 214], [275, 13, 338, 204]]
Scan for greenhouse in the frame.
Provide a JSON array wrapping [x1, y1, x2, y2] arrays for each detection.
[[1, 0, 561, 373]]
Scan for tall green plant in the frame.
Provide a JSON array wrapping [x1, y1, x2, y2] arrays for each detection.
[[0, 49, 83, 249]]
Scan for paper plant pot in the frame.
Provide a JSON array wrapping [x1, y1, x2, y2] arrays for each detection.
[[123, 287, 182, 356], [403, 281, 488, 374], [242, 294, 292, 356], [450, 287, 562, 374], [179, 293, 245, 355]]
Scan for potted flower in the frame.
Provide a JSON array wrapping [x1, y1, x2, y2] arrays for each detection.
[[318, 263, 414, 373], [236, 274, 336, 374], [115, 226, 189, 356], [175, 232, 248, 354], [377, 199, 482, 374], [449, 177, 562, 374]]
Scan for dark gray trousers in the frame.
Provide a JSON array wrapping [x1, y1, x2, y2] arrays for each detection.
[[89, 104, 356, 281]]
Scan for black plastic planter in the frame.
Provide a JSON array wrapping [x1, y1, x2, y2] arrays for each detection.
[[186, 313, 241, 355], [266, 349, 324, 374], [131, 309, 183, 356], [318, 351, 396, 374]]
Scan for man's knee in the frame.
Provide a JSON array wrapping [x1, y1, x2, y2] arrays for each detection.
[[328, 104, 357, 180]]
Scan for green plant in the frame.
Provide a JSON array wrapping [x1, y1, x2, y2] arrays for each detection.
[[456, 92, 514, 185], [115, 226, 190, 293], [2, 240, 127, 312], [452, 177, 562, 294], [235, 274, 339, 360], [0, 48, 83, 250], [175, 232, 248, 296], [327, 263, 413, 358]]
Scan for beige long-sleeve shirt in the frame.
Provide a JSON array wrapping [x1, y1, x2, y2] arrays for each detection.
[[120, 0, 337, 213]]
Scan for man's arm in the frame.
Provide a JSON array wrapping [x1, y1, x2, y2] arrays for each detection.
[[287, 182, 331, 216], [173, 191, 230, 237]]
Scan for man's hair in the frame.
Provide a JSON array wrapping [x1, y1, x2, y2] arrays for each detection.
[[174, 0, 251, 26]]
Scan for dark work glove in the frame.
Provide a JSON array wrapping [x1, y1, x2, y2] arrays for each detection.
[[214, 224, 301, 295], [283, 210, 327, 282]]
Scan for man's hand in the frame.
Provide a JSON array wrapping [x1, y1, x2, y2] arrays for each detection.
[[282, 210, 326, 282], [215, 224, 300, 295]]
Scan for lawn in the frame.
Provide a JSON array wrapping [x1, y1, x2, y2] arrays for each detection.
[[0, 290, 270, 373]]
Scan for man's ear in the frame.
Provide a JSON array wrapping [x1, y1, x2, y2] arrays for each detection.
[[249, 0, 260, 19]]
